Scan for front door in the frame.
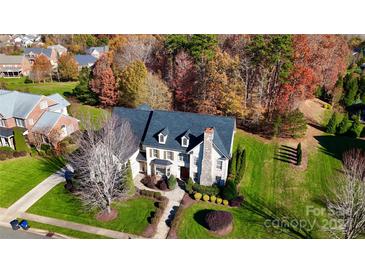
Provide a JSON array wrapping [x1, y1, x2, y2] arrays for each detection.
[[180, 167, 190, 180]]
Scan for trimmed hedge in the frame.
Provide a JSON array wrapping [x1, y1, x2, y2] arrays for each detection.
[[194, 192, 202, 201], [167, 175, 177, 190], [14, 127, 30, 153], [192, 183, 220, 196], [124, 161, 135, 196]]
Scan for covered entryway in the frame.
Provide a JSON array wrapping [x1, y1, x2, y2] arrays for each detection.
[[180, 167, 189, 180], [151, 159, 172, 177]]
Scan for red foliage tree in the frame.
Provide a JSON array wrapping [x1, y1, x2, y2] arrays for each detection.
[[90, 55, 118, 106]]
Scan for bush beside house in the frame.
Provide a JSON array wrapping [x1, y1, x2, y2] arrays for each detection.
[[14, 127, 30, 153]]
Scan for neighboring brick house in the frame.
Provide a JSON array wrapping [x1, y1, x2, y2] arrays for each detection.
[[0, 90, 79, 149], [0, 54, 31, 78], [24, 47, 58, 68], [113, 105, 236, 186]]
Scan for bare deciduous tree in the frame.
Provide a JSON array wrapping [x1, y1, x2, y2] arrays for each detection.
[[68, 115, 137, 217], [326, 149, 365, 239]]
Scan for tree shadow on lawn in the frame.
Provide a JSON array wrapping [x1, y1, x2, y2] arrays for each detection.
[[274, 145, 297, 165], [314, 135, 365, 161], [240, 193, 315, 239], [36, 156, 67, 175], [193, 209, 213, 230]]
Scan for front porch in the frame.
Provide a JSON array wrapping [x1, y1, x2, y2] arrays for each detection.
[[0, 127, 15, 149]]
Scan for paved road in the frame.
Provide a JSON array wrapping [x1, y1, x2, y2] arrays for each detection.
[[0, 226, 48, 239]]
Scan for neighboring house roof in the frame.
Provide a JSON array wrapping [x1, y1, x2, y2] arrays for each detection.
[[75, 54, 97, 66], [87, 46, 109, 55], [47, 44, 67, 52], [24, 48, 53, 58], [0, 90, 42, 119], [0, 127, 13, 138], [30, 111, 62, 134], [113, 106, 236, 158], [0, 54, 25, 64], [0, 90, 70, 120], [47, 93, 70, 112]]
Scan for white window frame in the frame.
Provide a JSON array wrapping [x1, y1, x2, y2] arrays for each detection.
[[158, 133, 166, 144], [193, 172, 198, 182], [61, 125, 67, 137], [15, 118, 25, 128], [153, 149, 159, 158], [216, 160, 223, 170], [0, 119, 6, 127], [167, 151, 174, 161], [194, 156, 198, 165], [181, 136, 189, 147]]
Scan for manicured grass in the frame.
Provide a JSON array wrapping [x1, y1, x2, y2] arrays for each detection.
[[0, 77, 78, 96], [0, 157, 61, 208], [28, 220, 110, 239], [177, 130, 365, 239], [177, 202, 285, 239], [28, 184, 156, 235], [68, 103, 110, 130]]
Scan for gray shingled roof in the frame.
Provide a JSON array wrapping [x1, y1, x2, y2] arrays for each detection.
[[47, 93, 70, 112], [0, 90, 41, 119], [24, 48, 52, 58], [0, 54, 25, 64], [30, 111, 62, 134], [87, 46, 109, 54], [75, 54, 97, 66], [113, 106, 236, 158]]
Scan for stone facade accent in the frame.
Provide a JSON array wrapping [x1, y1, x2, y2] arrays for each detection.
[[200, 127, 214, 186]]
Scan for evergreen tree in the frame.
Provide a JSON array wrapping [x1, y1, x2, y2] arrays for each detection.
[[229, 151, 237, 178], [222, 179, 238, 201], [337, 114, 352, 135], [124, 161, 135, 196], [73, 67, 99, 105], [236, 149, 246, 184], [297, 143, 302, 166], [348, 118, 363, 138], [326, 112, 339, 134], [343, 74, 359, 106]]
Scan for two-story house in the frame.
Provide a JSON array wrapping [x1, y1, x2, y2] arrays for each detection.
[[113, 105, 236, 186], [24, 48, 58, 68], [0, 54, 31, 78], [0, 90, 79, 149], [86, 46, 109, 59]]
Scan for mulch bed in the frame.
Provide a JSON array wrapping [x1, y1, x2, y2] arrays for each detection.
[[96, 208, 118, 222], [211, 223, 233, 236]]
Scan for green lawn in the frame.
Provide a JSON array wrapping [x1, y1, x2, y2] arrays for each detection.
[[28, 221, 110, 239], [177, 130, 365, 239], [0, 77, 78, 96], [28, 184, 156, 235], [0, 157, 61, 208], [68, 103, 110, 130]]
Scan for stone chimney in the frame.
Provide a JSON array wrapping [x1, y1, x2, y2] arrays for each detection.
[[200, 127, 214, 186]]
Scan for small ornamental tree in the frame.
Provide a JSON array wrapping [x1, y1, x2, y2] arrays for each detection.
[[30, 55, 52, 83], [236, 149, 246, 184], [326, 112, 340, 134], [348, 119, 363, 138], [228, 151, 237, 178], [297, 143, 302, 166], [167, 175, 177, 190], [58, 52, 79, 81], [337, 114, 352, 135]]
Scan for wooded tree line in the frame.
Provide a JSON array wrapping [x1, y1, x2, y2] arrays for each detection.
[[68, 34, 350, 136]]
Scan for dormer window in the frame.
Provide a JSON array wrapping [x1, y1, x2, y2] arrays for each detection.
[[181, 136, 189, 147], [158, 128, 169, 144], [158, 133, 166, 144]]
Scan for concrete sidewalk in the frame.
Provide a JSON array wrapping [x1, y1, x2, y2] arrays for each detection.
[[18, 212, 143, 239], [1, 170, 65, 222]]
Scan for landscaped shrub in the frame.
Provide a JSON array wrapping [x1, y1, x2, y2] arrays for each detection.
[[40, 144, 51, 152], [141, 175, 157, 189], [13, 151, 27, 158], [221, 179, 238, 200], [297, 143, 302, 166], [192, 183, 220, 196], [337, 114, 352, 135], [204, 210, 233, 231], [0, 153, 8, 161], [229, 196, 244, 207], [38, 150, 46, 157], [0, 147, 14, 152], [210, 195, 217, 203], [216, 198, 222, 205], [14, 127, 30, 153], [194, 192, 202, 201], [326, 112, 340, 134], [228, 150, 237, 178], [348, 119, 363, 138], [0, 150, 14, 160], [157, 180, 168, 191], [203, 194, 210, 202], [153, 192, 162, 199], [167, 175, 177, 190], [30, 147, 38, 157], [236, 148, 246, 184], [223, 200, 229, 206], [185, 178, 194, 194]]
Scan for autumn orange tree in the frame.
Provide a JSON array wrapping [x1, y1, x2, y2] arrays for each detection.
[[30, 55, 53, 83], [58, 52, 79, 81], [90, 55, 118, 106]]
